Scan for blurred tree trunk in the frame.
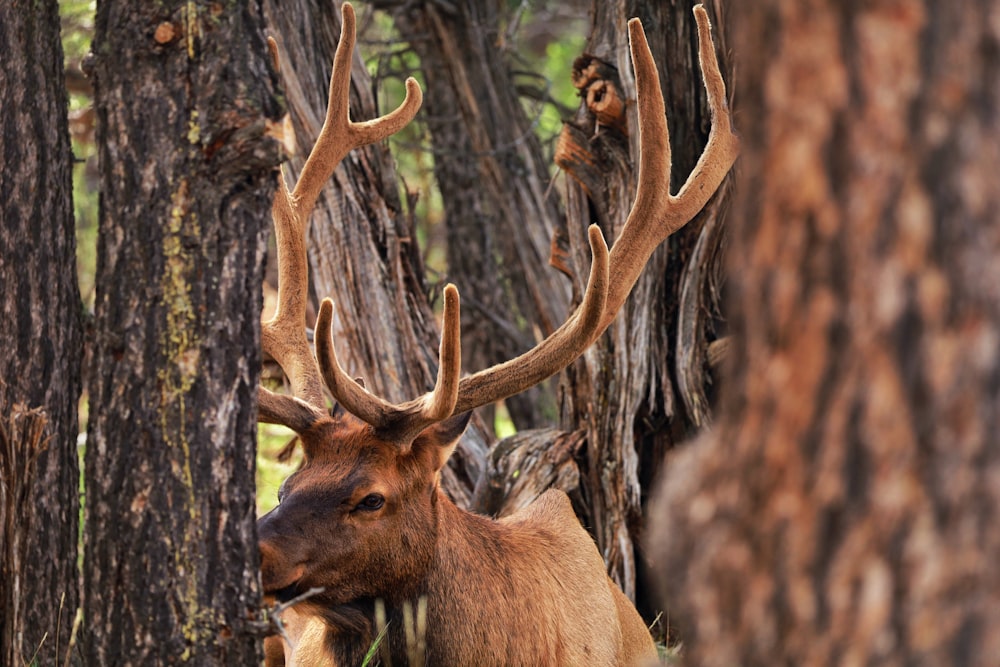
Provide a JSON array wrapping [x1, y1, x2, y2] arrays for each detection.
[[650, 2, 1000, 664], [0, 1, 83, 664], [381, 0, 572, 433], [551, 0, 733, 610], [83, 2, 281, 662], [262, 0, 488, 505]]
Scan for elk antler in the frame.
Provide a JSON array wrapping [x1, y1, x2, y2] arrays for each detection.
[[447, 5, 739, 415], [312, 4, 736, 437], [315, 228, 610, 443], [262, 4, 738, 446], [439, 6, 739, 415], [258, 2, 421, 432], [602, 7, 737, 327]]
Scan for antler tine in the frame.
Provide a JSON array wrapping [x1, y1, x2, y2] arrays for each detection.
[[293, 2, 422, 223], [599, 6, 739, 331], [314, 298, 396, 429], [259, 1, 423, 431], [420, 284, 462, 422], [315, 285, 463, 443], [267, 35, 280, 70], [258, 386, 326, 433], [452, 225, 610, 415]]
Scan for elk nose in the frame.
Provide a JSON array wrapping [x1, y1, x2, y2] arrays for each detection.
[[259, 540, 307, 593], [257, 506, 285, 542]]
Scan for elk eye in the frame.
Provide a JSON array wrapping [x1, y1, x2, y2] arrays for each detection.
[[356, 493, 384, 511]]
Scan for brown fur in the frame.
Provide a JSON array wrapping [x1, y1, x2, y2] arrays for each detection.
[[259, 413, 656, 666]]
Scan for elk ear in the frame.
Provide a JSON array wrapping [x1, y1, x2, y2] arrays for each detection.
[[413, 411, 472, 471]]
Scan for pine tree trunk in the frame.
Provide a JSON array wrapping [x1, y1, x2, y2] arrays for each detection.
[[555, 0, 733, 608], [262, 0, 490, 505], [0, 1, 83, 664], [650, 2, 1000, 664], [83, 3, 281, 662], [384, 0, 572, 433]]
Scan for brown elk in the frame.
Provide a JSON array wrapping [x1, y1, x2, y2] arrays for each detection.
[[257, 3, 738, 665]]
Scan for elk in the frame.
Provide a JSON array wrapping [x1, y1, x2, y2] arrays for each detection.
[[257, 3, 738, 665]]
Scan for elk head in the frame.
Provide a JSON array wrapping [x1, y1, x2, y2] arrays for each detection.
[[257, 0, 737, 634], [257, 404, 472, 615]]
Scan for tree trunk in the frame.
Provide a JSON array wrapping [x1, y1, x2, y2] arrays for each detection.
[[262, 0, 489, 505], [384, 0, 572, 433], [554, 0, 733, 608], [0, 1, 83, 664], [650, 2, 1000, 664], [83, 3, 281, 662]]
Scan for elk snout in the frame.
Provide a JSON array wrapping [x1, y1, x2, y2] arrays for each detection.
[[259, 540, 307, 594]]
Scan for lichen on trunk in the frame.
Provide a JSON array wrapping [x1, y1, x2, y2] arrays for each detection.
[[83, 2, 283, 662]]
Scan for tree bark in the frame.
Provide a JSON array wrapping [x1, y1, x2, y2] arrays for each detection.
[[650, 2, 1000, 664], [83, 3, 281, 662], [383, 0, 572, 433], [554, 0, 733, 608], [262, 0, 490, 505], [0, 1, 83, 664]]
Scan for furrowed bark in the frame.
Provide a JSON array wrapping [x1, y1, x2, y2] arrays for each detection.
[[384, 0, 572, 433], [0, 1, 83, 663], [84, 3, 281, 662]]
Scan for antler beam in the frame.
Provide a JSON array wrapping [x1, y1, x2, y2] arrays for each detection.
[[448, 5, 739, 415]]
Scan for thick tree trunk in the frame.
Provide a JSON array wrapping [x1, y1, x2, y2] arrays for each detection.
[[83, 3, 281, 662], [555, 0, 732, 608], [385, 0, 572, 433], [262, 0, 489, 505], [650, 2, 1000, 664], [0, 1, 83, 664]]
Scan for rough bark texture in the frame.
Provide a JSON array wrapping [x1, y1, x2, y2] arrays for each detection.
[[554, 0, 733, 608], [261, 0, 490, 506], [383, 0, 572, 433], [0, 1, 83, 663], [83, 2, 281, 663], [650, 2, 1000, 664], [472, 428, 586, 517]]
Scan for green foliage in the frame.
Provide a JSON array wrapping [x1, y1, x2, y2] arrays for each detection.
[[536, 33, 587, 139], [360, 621, 389, 667], [494, 403, 517, 439], [59, 0, 95, 65], [59, 0, 99, 307], [72, 137, 98, 307], [256, 423, 302, 515], [510, 5, 588, 153]]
